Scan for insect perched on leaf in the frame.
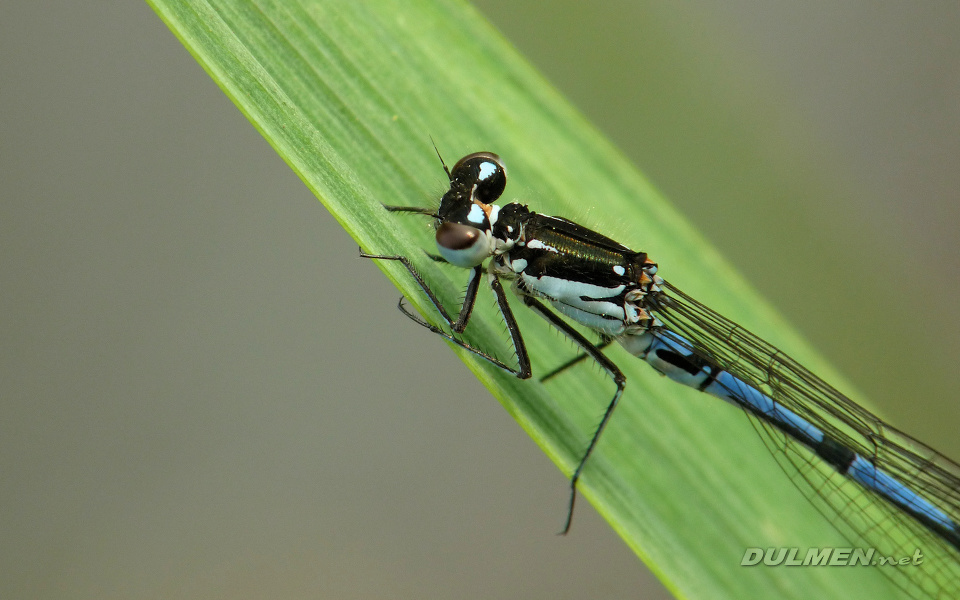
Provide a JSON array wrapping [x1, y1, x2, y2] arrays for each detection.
[[363, 151, 960, 599]]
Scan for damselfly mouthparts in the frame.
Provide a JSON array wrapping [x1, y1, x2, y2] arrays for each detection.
[[362, 151, 960, 598]]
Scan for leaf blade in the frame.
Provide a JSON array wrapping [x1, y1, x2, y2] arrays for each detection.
[[146, 0, 905, 597]]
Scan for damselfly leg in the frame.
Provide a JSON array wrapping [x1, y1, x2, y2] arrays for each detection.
[[363, 243, 627, 533], [521, 295, 626, 534], [360, 248, 530, 378], [540, 336, 615, 382]]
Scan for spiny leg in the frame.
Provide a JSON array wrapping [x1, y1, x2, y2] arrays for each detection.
[[360, 248, 472, 325], [361, 249, 531, 378], [382, 205, 437, 216], [540, 336, 615, 382], [393, 269, 530, 378], [375, 205, 475, 328], [486, 271, 531, 378], [521, 297, 626, 534]]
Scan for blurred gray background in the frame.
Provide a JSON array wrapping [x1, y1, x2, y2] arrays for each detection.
[[2, 2, 957, 598]]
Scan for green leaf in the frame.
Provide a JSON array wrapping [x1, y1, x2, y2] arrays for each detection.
[[147, 0, 903, 597]]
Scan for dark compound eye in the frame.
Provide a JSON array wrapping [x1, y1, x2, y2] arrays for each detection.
[[434, 221, 491, 267], [450, 152, 506, 204], [435, 221, 481, 251]]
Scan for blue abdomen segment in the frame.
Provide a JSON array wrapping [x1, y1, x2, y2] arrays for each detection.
[[621, 329, 960, 548]]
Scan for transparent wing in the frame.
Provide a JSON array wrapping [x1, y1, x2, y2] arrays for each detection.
[[654, 280, 960, 599]]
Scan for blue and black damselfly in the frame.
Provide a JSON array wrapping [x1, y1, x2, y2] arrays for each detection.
[[362, 151, 960, 598]]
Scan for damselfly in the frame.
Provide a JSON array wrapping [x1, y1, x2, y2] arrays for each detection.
[[362, 151, 960, 598]]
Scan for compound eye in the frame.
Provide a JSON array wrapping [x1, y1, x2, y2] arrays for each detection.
[[450, 152, 506, 204], [435, 222, 491, 267]]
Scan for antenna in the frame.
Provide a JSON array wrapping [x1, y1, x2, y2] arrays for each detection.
[[429, 136, 451, 181]]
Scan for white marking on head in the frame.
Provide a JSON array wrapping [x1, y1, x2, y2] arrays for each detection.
[[613, 265, 625, 276], [478, 161, 496, 181], [485, 204, 500, 226], [466, 203, 486, 224]]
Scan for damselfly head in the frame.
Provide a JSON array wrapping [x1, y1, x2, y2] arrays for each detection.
[[432, 152, 507, 268], [449, 152, 506, 205], [438, 153, 506, 219]]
